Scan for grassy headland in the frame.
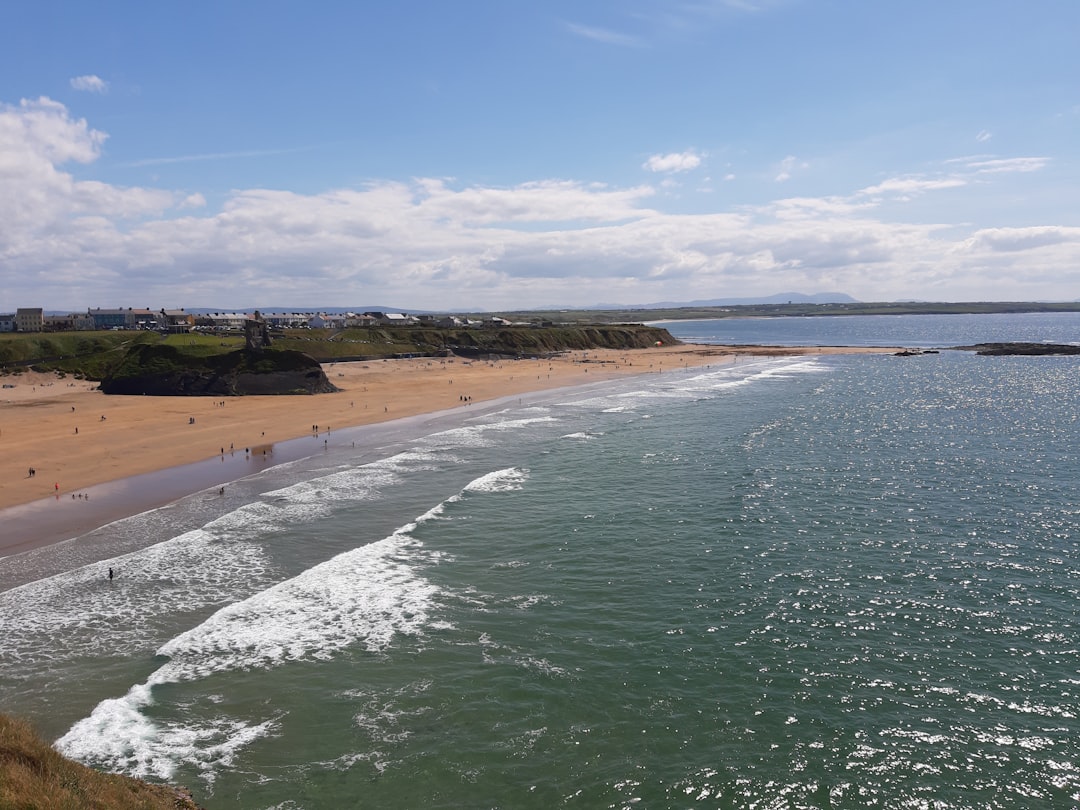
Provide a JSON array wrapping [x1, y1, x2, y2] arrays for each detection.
[[1, 324, 677, 381], [0, 713, 203, 810]]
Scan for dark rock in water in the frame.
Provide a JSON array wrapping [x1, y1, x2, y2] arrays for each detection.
[[100, 344, 339, 395], [954, 342, 1080, 356]]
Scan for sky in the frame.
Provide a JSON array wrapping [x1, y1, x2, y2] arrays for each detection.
[[2, 0, 1079, 312]]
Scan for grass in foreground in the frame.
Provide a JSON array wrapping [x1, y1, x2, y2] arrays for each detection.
[[0, 713, 203, 810]]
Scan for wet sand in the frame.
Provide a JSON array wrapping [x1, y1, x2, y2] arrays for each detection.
[[0, 344, 899, 554]]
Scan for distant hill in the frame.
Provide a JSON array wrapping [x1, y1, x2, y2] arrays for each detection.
[[593, 292, 859, 309], [174, 295, 860, 315]]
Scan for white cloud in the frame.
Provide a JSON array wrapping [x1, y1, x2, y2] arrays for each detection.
[[962, 226, 1080, 253], [413, 178, 657, 225], [3, 97, 1080, 310], [564, 22, 643, 47], [767, 196, 875, 220], [643, 150, 702, 173], [965, 157, 1048, 174], [0, 97, 181, 259], [976, 130, 993, 143], [676, 0, 785, 18], [121, 146, 315, 168], [774, 155, 807, 183], [70, 75, 108, 94], [857, 177, 967, 198]]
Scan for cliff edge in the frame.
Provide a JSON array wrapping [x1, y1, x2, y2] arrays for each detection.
[[100, 344, 340, 396], [0, 713, 205, 809]]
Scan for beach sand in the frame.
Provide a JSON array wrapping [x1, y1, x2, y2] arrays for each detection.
[[0, 343, 897, 554]]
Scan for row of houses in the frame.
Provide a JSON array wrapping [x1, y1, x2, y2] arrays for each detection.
[[1, 307, 514, 333], [0, 307, 172, 333]]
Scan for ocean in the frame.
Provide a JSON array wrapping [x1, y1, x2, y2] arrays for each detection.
[[1, 312, 1078, 809]]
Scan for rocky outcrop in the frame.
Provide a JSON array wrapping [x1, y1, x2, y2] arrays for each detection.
[[100, 344, 339, 395], [955, 342, 1080, 356]]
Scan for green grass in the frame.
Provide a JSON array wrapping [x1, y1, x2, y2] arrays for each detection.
[[0, 331, 160, 378], [1, 324, 676, 381]]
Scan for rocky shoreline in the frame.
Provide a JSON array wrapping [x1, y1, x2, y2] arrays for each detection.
[[953, 342, 1080, 356]]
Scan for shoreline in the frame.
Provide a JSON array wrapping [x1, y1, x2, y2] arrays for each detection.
[[0, 344, 899, 558]]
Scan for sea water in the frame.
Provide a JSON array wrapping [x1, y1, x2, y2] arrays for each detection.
[[1, 313, 1078, 808]]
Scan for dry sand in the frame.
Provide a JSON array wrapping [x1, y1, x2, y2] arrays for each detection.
[[0, 343, 898, 553]]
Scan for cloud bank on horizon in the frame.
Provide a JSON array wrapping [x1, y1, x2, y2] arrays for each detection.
[[1, 0, 1078, 311]]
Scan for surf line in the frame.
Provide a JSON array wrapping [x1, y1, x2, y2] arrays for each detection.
[[54, 467, 528, 779]]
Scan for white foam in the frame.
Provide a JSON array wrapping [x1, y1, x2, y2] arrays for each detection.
[[260, 450, 431, 504], [0, 455, 424, 668], [463, 467, 529, 494], [56, 525, 438, 778], [416, 416, 557, 452], [0, 527, 274, 666], [665, 357, 827, 395], [55, 466, 525, 781]]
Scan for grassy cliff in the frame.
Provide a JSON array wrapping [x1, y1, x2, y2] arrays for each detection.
[[0, 713, 203, 810], [2, 325, 679, 381], [271, 324, 678, 359]]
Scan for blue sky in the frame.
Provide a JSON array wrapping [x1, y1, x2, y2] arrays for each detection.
[[2, 0, 1078, 311]]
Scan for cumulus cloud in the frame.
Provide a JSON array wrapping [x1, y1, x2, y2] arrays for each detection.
[[963, 226, 1080, 253], [3, 97, 1080, 309], [412, 178, 656, 225], [0, 97, 182, 257], [643, 150, 702, 173], [70, 75, 108, 94]]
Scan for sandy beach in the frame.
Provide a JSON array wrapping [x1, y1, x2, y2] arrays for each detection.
[[0, 343, 896, 554]]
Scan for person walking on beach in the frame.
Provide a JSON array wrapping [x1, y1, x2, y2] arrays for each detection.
[[108, 567, 113, 580]]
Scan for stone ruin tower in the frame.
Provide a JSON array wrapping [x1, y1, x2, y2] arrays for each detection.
[[244, 310, 273, 351]]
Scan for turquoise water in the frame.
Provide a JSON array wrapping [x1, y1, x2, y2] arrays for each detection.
[[2, 315, 1079, 808], [662, 310, 1080, 347]]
